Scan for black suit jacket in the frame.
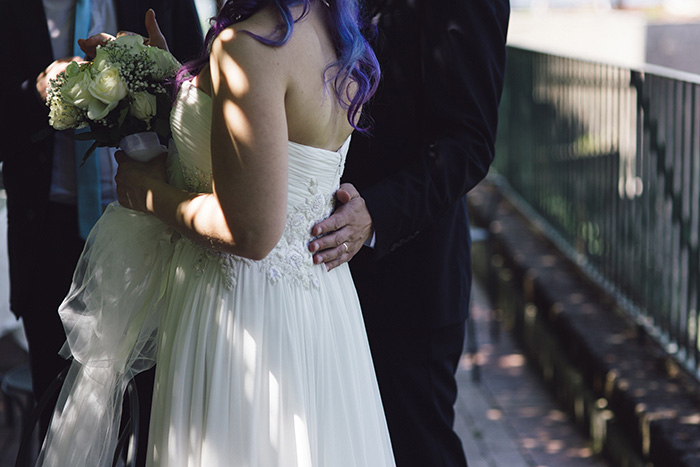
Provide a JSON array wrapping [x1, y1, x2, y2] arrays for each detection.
[[0, 0, 203, 317], [345, 0, 510, 330]]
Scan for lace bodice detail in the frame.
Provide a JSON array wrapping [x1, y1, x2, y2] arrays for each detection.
[[169, 80, 349, 288]]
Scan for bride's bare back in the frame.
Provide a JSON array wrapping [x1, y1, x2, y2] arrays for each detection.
[[195, 3, 354, 151], [174, 2, 354, 260]]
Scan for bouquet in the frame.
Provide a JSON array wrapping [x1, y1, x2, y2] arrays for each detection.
[[46, 34, 181, 163]]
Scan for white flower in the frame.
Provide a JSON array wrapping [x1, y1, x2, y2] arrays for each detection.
[[63, 60, 82, 79], [130, 91, 157, 123], [88, 65, 128, 120], [61, 62, 94, 110], [114, 34, 148, 54], [48, 100, 84, 130], [145, 46, 181, 78], [91, 45, 112, 73]]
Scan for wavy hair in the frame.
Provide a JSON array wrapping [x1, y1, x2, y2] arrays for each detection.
[[176, 0, 380, 131]]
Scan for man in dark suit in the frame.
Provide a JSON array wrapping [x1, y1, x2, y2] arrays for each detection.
[[0, 0, 202, 457], [309, 0, 510, 465]]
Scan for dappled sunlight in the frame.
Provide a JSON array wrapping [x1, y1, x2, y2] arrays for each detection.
[[38, 363, 137, 466], [167, 423, 178, 462], [269, 371, 280, 450], [214, 27, 254, 155], [516, 406, 546, 418], [202, 436, 224, 466], [486, 409, 503, 421], [498, 353, 526, 369], [221, 100, 253, 149], [457, 281, 611, 466], [218, 43, 250, 96], [566, 445, 595, 458], [458, 353, 477, 371], [521, 438, 537, 449], [518, 423, 598, 460], [546, 409, 568, 423], [681, 413, 700, 424], [243, 329, 257, 402], [293, 415, 313, 467], [545, 439, 565, 453], [459, 350, 490, 371]]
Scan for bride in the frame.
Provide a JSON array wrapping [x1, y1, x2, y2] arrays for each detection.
[[37, 1, 394, 466]]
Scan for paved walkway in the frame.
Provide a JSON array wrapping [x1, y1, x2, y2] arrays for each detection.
[[455, 280, 609, 467], [0, 278, 610, 466]]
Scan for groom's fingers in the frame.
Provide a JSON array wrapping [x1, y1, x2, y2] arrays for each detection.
[[78, 33, 115, 59], [309, 224, 346, 256], [311, 188, 355, 238], [322, 236, 361, 272], [310, 226, 358, 270], [335, 183, 360, 205], [144, 9, 169, 51], [311, 211, 343, 240]]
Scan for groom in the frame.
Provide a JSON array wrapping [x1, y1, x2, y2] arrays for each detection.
[[310, 0, 510, 465], [0, 0, 202, 460]]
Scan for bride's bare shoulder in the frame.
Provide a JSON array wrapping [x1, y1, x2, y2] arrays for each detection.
[[212, 6, 291, 53], [209, 6, 294, 80]]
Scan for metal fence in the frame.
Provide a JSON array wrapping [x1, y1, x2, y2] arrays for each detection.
[[494, 46, 700, 378]]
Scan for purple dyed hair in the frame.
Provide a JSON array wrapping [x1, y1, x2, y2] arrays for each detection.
[[176, 0, 380, 131]]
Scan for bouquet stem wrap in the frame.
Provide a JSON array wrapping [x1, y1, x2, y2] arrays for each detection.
[[36, 203, 176, 467], [120, 132, 168, 162]]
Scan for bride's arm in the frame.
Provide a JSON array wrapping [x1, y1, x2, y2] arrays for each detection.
[[116, 27, 290, 260]]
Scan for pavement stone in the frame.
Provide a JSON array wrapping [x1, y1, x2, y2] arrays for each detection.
[[455, 279, 610, 467]]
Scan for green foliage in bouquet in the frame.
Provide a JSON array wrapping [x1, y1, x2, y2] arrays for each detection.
[[46, 34, 181, 165]]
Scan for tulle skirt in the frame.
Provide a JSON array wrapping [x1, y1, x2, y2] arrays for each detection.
[[38, 203, 395, 467]]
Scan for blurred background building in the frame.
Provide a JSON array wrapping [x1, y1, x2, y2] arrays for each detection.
[[509, 0, 700, 73]]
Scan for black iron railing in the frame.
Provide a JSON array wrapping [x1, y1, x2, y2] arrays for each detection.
[[494, 46, 700, 378]]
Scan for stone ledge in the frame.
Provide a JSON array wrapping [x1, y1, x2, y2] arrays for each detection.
[[468, 178, 700, 467]]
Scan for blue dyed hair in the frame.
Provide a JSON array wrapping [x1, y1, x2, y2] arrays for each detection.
[[177, 0, 380, 131]]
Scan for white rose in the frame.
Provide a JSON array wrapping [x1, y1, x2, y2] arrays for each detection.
[[48, 101, 83, 130], [114, 34, 148, 55], [63, 60, 82, 79], [145, 47, 181, 78], [91, 35, 146, 73], [88, 65, 128, 120], [130, 91, 157, 123], [92, 45, 112, 73], [61, 63, 95, 110]]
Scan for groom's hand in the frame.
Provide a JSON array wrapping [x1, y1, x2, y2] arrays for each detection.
[[142, 9, 169, 52], [308, 183, 373, 271], [78, 33, 114, 59], [78, 9, 169, 59]]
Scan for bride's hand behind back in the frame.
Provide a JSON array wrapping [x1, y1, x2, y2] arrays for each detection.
[[115, 151, 169, 213]]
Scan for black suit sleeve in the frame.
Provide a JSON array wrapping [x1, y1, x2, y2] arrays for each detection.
[[155, 0, 204, 63], [0, 0, 55, 163], [361, 0, 510, 259]]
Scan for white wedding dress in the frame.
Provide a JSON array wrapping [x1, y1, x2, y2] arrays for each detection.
[[37, 80, 395, 467]]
